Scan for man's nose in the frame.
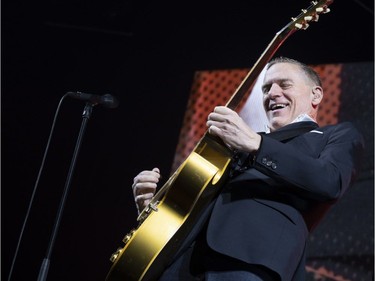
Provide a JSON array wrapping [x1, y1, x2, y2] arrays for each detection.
[[268, 84, 282, 97]]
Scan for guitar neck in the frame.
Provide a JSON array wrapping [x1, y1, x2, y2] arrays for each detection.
[[225, 32, 293, 110], [226, 0, 333, 110]]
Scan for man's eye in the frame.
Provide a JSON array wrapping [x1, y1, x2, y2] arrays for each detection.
[[281, 83, 292, 89]]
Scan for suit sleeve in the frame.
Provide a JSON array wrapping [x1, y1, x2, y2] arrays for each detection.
[[252, 122, 364, 201]]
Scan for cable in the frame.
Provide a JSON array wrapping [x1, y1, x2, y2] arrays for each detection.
[[7, 93, 69, 281]]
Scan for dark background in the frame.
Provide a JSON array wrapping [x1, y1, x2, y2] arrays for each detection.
[[2, 1, 374, 281]]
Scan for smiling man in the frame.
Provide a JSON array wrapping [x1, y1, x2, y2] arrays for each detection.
[[132, 57, 364, 281], [262, 58, 323, 132]]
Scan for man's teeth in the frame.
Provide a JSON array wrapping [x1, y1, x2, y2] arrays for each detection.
[[271, 104, 287, 110]]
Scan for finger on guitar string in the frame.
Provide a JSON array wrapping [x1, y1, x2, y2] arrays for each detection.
[[206, 107, 240, 134], [207, 106, 236, 121]]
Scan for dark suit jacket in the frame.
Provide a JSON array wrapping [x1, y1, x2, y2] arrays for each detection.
[[205, 121, 364, 281]]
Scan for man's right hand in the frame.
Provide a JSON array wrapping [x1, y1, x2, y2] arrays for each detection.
[[132, 167, 160, 213]]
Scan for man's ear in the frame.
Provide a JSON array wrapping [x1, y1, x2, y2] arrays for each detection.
[[312, 86, 323, 106]]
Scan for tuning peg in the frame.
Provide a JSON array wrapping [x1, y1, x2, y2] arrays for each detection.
[[295, 22, 309, 30], [304, 14, 319, 22], [324, 7, 331, 13], [316, 6, 331, 14]]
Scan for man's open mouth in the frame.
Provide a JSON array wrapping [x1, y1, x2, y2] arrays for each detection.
[[269, 103, 288, 111]]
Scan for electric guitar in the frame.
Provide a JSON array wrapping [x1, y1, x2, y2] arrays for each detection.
[[106, 1, 333, 280]]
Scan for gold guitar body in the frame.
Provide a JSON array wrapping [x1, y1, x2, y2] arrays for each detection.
[[106, 134, 233, 281]]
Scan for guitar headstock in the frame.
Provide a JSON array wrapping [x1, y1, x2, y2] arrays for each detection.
[[226, 0, 335, 110], [277, 0, 334, 38], [291, 0, 334, 30]]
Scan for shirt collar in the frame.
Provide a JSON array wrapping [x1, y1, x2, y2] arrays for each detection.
[[265, 114, 315, 133]]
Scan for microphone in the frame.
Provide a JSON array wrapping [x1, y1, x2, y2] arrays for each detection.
[[67, 91, 119, 108]]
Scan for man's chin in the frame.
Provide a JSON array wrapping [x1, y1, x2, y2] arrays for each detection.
[[268, 118, 289, 131]]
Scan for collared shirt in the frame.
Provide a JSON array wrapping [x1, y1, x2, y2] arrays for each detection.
[[264, 114, 315, 133]]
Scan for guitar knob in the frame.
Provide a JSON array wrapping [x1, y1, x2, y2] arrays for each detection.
[[316, 7, 331, 14], [295, 22, 310, 30], [123, 229, 136, 244], [110, 247, 123, 262]]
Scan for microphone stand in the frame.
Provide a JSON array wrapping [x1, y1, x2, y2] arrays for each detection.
[[37, 102, 94, 281]]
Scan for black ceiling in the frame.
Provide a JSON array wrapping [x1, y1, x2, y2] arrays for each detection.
[[2, 1, 374, 281], [4, 0, 374, 66]]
